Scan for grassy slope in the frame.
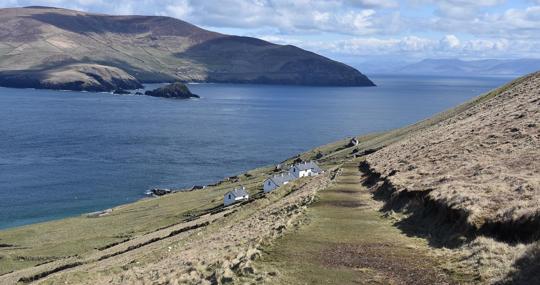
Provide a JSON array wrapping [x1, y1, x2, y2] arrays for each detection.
[[0, 166, 271, 274], [0, 74, 527, 277], [0, 138, 348, 275], [254, 161, 460, 284]]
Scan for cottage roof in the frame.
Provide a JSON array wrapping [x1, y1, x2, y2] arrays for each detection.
[[226, 186, 248, 198], [268, 173, 295, 186], [293, 161, 322, 173]]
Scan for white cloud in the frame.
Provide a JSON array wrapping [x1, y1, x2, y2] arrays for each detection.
[[430, 5, 540, 40], [157, 0, 391, 36], [111, 3, 134, 15], [166, 1, 192, 19], [2, 0, 540, 59], [258, 34, 539, 59], [346, 0, 399, 8], [441, 34, 461, 49]]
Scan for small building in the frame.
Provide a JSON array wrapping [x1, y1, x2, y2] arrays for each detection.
[[289, 161, 322, 178], [224, 186, 249, 206], [263, 173, 295, 193]]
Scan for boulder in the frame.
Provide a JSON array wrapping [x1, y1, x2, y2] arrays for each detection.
[[149, 188, 172, 196], [113, 89, 131, 94], [144, 82, 199, 99]]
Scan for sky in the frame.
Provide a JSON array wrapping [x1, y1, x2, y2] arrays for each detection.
[[1, 0, 540, 64]]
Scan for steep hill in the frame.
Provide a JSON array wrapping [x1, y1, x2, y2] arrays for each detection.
[[365, 72, 539, 240], [0, 6, 374, 91], [363, 72, 540, 283]]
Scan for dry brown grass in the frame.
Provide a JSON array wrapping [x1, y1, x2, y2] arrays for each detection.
[[364, 72, 540, 283], [367, 72, 540, 232]]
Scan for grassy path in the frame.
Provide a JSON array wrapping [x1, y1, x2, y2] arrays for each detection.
[[254, 160, 453, 284]]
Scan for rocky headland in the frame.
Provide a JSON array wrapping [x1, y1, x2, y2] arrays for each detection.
[[0, 6, 375, 92], [0, 64, 142, 92]]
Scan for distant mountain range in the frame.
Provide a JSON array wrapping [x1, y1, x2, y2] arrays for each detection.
[[0, 6, 374, 92], [360, 59, 540, 76]]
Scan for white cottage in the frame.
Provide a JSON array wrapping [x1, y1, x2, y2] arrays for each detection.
[[263, 172, 295, 193], [224, 186, 249, 206], [289, 161, 322, 178]]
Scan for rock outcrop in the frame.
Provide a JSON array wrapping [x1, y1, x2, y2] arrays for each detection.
[[144, 82, 199, 99]]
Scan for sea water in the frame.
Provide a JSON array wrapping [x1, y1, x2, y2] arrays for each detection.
[[0, 74, 512, 229]]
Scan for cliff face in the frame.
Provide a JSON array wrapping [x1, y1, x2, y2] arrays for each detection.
[[0, 7, 374, 92]]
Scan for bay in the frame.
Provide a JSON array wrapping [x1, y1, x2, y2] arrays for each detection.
[[0, 74, 512, 229]]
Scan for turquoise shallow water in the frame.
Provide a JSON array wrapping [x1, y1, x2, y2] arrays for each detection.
[[0, 74, 512, 229]]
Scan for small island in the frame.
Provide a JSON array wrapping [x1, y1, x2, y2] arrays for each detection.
[[144, 82, 199, 99]]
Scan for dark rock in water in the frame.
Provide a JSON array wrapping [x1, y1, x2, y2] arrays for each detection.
[[227, 175, 239, 183], [149, 188, 172, 196], [144, 82, 199, 99], [190, 185, 205, 190], [113, 89, 131, 95], [135, 92, 144, 95]]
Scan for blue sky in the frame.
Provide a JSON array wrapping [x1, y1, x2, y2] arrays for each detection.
[[2, 0, 540, 63]]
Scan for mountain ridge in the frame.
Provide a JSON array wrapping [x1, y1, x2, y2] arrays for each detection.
[[395, 58, 540, 76], [0, 6, 375, 91]]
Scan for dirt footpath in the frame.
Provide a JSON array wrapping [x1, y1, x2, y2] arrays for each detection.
[[254, 160, 455, 284]]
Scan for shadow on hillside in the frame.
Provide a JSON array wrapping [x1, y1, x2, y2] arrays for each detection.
[[358, 163, 468, 248], [358, 161, 540, 249], [496, 243, 540, 285], [27, 12, 211, 38]]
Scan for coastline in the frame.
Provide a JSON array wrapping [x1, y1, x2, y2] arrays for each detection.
[[0, 75, 512, 231], [0, 73, 537, 284]]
